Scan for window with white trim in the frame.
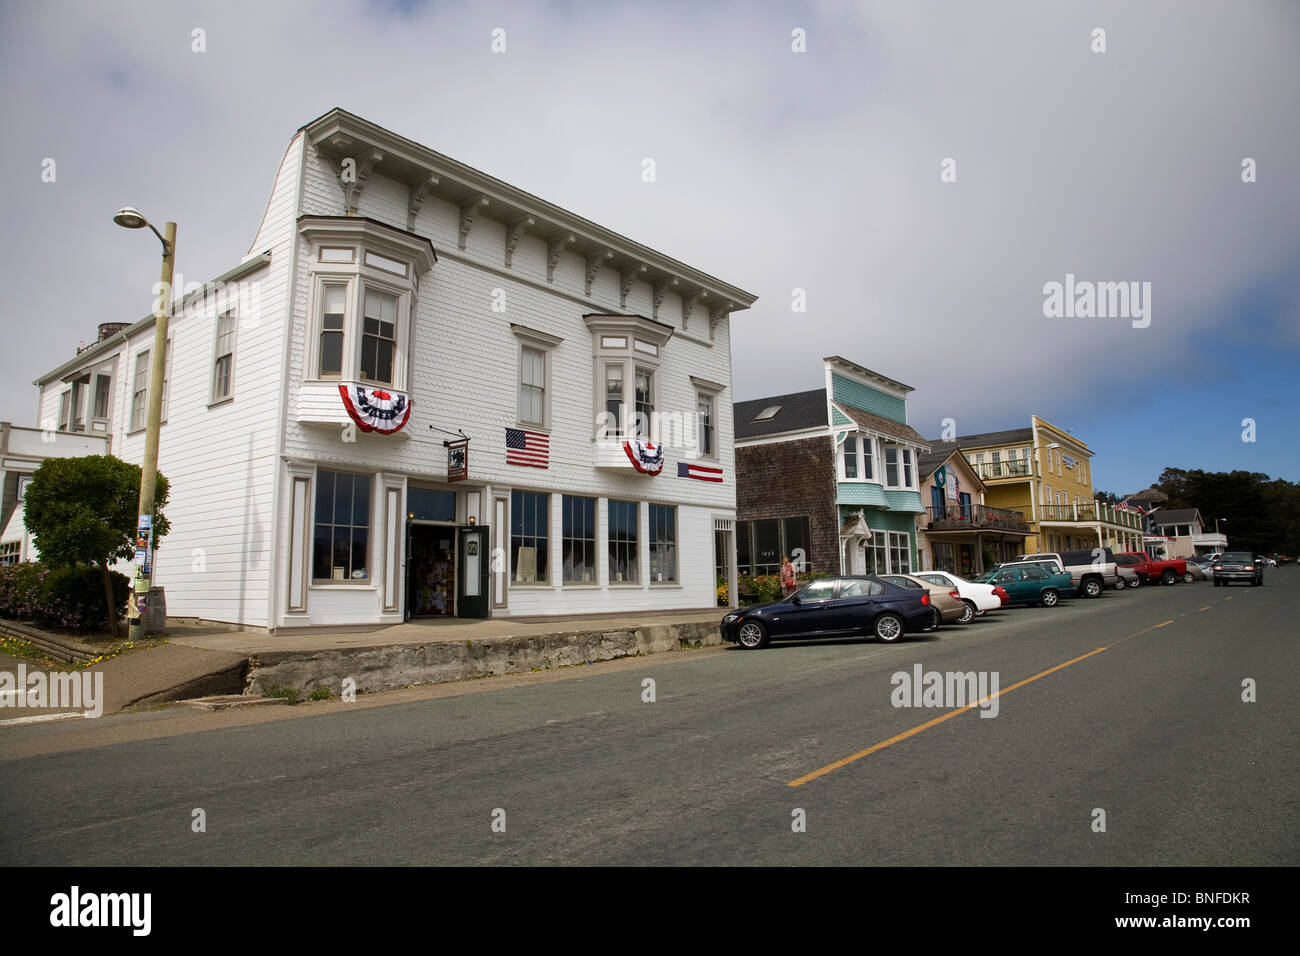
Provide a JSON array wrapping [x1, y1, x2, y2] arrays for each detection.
[[512, 325, 561, 430], [883, 444, 914, 489], [696, 393, 714, 457], [561, 495, 596, 584], [301, 220, 431, 391], [649, 504, 677, 583], [312, 470, 372, 583], [587, 316, 672, 442], [130, 350, 150, 432], [212, 310, 237, 403], [608, 500, 639, 583]]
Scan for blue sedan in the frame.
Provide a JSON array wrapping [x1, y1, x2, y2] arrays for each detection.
[[722, 576, 935, 649]]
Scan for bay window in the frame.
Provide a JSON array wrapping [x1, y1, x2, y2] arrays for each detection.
[[883, 444, 915, 489], [586, 315, 672, 442], [300, 217, 435, 391]]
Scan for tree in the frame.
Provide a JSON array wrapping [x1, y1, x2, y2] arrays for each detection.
[[22, 455, 170, 638]]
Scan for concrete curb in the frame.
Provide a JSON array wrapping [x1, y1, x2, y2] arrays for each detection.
[[247, 620, 723, 696], [121, 659, 251, 712]]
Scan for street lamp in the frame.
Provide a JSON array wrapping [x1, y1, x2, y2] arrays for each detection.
[[114, 207, 176, 640]]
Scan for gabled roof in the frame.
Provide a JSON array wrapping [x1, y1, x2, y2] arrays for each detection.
[[734, 388, 827, 440], [938, 427, 1034, 449], [1153, 508, 1201, 527], [918, 441, 961, 478], [833, 403, 929, 449]]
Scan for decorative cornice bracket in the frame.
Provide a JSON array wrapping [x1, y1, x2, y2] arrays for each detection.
[[505, 215, 534, 268], [681, 289, 702, 330], [619, 264, 647, 309], [339, 149, 383, 216], [709, 301, 734, 341], [651, 277, 677, 320], [458, 195, 490, 250], [407, 174, 440, 231], [547, 233, 576, 283], [585, 249, 614, 296]]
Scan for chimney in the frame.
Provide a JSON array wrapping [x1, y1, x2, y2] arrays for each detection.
[[97, 322, 129, 342]]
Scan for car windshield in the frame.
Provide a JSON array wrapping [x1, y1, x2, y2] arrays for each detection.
[[971, 569, 997, 584], [1220, 552, 1251, 562]]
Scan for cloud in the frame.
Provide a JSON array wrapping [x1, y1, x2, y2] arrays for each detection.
[[2, 0, 1297, 457]]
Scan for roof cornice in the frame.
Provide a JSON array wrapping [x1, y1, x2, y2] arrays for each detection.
[[302, 109, 757, 317], [823, 355, 914, 395]]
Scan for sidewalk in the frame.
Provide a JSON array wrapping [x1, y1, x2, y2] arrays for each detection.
[[6, 608, 729, 716]]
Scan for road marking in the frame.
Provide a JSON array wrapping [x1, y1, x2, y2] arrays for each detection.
[[788, 613, 1194, 787], [0, 712, 87, 728], [788, 646, 1110, 787], [1199, 606, 1212, 611]]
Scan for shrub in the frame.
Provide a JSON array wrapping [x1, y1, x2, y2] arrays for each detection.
[[0, 562, 129, 631]]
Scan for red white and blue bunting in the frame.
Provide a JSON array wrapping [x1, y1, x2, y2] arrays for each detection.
[[338, 384, 412, 434], [623, 438, 665, 475]]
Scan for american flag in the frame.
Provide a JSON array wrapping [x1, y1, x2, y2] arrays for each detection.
[[678, 462, 723, 482], [506, 428, 549, 468]]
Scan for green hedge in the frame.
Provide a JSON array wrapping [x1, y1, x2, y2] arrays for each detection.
[[0, 563, 130, 631]]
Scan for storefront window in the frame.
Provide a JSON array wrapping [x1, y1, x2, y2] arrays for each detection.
[[313, 470, 371, 582], [562, 495, 597, 584], [649, 504, 677, 583], [510, 490, 549, 583], [608, 500, 639, 583]]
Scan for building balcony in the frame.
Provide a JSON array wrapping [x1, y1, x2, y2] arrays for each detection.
[[1191, 532, 1228, 549], [1038, 501, 1145, 530], [973, 459, 1038, 481], [924, 504, 1030, 535]]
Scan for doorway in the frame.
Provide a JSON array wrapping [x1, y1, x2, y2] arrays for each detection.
[[408, 523, 457, 617]]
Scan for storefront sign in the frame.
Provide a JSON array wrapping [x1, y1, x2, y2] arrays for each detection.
[[447, 440, 469, 482], [1062, 454, 1076, 468]]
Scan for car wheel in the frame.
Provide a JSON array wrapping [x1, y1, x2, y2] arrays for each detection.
[[958, 600, 976, 624], [1040, 588, 1059, 607], [1083, 578, 1102, 598], [1182, 571, 1195, 584], [1114, 577, 1126, 590], [736, 620, 769, 650], [874, 612, 904, 644], [1161, 569, 1176, 585], [1130, 575, 1141, 588]]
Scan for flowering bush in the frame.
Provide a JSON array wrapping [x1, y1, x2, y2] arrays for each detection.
[[0, 563, 129, 632]]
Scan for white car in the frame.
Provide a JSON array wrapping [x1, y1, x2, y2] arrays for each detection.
[[915, 571, 1002, 623]]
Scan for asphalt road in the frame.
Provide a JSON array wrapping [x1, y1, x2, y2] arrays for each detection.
[[2, 571, 1296, 866]]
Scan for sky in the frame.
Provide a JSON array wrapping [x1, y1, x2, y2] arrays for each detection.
[[2, 0, 1297, 496]]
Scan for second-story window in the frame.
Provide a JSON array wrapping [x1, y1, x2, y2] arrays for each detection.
[[131, 350, 150, 432], [587, 315, 672, 442], [519, 346, 545, 425], [360, 289, 398, 384], [843, 436, 859, 478], [319, 284, 347, 377], [697, 393, 714, 457], [212, 311, 237, 403]]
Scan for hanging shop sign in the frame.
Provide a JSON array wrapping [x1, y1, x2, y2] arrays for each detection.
[[339, 384, 412, 434], [447, 440, 469, 482], [1061, 454, 1076, 469], [623, 438, 665, 475]]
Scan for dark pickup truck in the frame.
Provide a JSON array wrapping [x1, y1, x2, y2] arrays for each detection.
[[1115, 552, 1191, 585]]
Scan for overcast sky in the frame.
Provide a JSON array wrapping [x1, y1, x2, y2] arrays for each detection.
[[3, 0, 1297, 495]]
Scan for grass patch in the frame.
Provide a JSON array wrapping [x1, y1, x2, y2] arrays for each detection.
[[264, 685, 301, 704]]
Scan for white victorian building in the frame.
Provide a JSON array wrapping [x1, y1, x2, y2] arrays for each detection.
[[33, 108, 755, 631]]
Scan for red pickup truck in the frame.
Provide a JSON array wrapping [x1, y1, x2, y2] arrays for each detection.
[[1115, 552, 1189, 585]]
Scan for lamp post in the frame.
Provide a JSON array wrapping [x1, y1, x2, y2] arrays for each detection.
[[113, 207, 176, 641]]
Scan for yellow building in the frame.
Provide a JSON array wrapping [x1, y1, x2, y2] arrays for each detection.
[[930, 416, 1144, 557]]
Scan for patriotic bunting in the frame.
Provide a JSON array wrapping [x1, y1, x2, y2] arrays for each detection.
[[623, 439, 665, 475], [338, 384, 411, 434]]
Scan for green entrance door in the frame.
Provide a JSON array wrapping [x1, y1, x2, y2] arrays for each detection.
[[457, 525, 491, 618]]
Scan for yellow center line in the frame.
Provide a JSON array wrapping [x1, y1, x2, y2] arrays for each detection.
[[788, 618, 1180, 788]]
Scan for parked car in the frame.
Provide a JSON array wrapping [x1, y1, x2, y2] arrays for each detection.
[[974, 563, 1077, 607], [721, 575, 934, 648], [1114, 565, 1141, 590], [1181, 561, 1206, 582], [914, 570, 1003, 622], [1009, 549, 1119, 598], [1211, 552, 1264, 587], [1115, 551, 1189, 586], [878, 574, 967, 628]]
